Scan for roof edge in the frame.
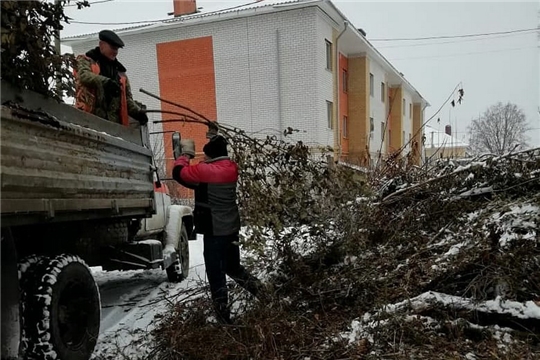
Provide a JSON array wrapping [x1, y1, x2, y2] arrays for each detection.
[[62, 0, 310, 43]]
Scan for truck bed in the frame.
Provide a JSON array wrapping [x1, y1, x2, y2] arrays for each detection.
[[1, 82, 155, 227]]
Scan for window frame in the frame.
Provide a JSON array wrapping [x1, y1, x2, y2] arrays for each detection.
[[326, 100, 333, 129], [325, 40, 332, 70]]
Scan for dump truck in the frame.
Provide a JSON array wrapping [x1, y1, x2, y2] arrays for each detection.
[[0, 81, 195, 360]]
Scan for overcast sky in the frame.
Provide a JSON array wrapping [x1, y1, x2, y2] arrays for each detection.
[[61, 0, 540, 146]]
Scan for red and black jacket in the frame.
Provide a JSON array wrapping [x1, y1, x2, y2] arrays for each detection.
[[172, 156, 241, 237]]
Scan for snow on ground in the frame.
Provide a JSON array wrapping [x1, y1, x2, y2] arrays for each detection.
[[341, 291, 540, 348], [90, 236, 206, 359], [88, 206, 539, 358]]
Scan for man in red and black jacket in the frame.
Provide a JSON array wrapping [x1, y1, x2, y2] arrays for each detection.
[[172, 135, 262, 324]]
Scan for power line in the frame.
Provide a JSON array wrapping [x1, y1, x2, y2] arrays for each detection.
[[370, 27, 539, 42], [389, 45, 536, 61], [70, 18, 167, 25], [377, 31, 536, 49]]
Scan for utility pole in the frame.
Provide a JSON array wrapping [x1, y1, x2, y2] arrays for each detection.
[[55, 0, 62, 99]]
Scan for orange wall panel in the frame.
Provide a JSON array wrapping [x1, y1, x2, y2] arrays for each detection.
[[339, 54, 349, 157], [156, 36, 217, 199]]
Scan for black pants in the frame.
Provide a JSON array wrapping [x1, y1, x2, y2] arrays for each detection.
[[203, 233, 261, 323]]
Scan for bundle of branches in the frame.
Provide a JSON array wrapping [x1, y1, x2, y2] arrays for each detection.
[[381, 148, 540, 206], [144, 126, 380, 359], [225, 130, 371, 281]]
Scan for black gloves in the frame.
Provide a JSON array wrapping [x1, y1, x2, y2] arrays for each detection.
[[104, 78, 121, 97], [133, 110, 149, 125]]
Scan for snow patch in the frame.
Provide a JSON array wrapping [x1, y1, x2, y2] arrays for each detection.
[[136, 239, 162, 246]]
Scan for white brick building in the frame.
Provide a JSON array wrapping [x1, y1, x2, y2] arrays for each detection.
[[65, 0, 429, 167]]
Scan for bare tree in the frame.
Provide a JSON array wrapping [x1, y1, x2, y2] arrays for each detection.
[[468, 102, 529, 155], [150, 133, 167, 179]]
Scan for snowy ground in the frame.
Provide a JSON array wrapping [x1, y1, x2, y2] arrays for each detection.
[[87, 203, 540, 359], [90, 236, 207, 359]]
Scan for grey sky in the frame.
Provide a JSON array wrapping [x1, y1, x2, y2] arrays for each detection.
[[61, 0, 540, 146]]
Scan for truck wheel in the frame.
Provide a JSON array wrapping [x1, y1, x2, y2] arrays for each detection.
[[166, 224, 190, 283], [20, 254, 100, 360], [18, 255, 46, 356]]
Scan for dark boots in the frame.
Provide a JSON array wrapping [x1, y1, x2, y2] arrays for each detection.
[[204, 234, 264, 324]]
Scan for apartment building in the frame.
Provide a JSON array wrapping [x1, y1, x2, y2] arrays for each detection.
[[65, 0, 429, 173]]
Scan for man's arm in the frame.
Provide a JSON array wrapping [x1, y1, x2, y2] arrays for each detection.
[[172, 156, 199, 190], [76, 56, 109, 88], [124, 76, 142, 116]]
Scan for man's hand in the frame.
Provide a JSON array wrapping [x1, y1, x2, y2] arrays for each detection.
[[133, 110, 149, 125], [180, 139, 195, 159], [103, 78, 120, 97], [173, 155, 190, 168]]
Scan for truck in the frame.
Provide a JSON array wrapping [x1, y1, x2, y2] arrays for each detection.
[[0, 81, 195, 360]]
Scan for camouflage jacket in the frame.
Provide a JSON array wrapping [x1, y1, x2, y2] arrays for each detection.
[[75, 48, 141, 124]]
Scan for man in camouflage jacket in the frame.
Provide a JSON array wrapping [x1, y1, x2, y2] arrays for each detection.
[[74, 30, 148, 126]]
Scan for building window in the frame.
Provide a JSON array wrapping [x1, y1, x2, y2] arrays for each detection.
[[369, 73, 374, 97], [409, 133, 412, 142], [327, 101, 333, 129], [409, 103, 412, 118], [403, 99, 406, 115], [381, 82, 385, 102], [342, 69, 348, 92], [370, 117, 374, 139], [402, 131, 406, 145], [342, 116, 348, 137], [325, 40, 332, 70], [381, 121, 385, 141]]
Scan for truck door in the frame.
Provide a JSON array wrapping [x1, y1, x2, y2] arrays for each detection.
[[144, 182, 169, 232]]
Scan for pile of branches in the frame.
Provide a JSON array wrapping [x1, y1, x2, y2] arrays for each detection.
[[140, 86, 539, 358], [338, 149, 540, 357], [149, 141, 539, 359]]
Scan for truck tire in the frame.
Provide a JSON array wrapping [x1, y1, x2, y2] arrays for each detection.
[[18, 255, 46, 356], [166, 224, 190, 283], [20, 254, 100, 360]]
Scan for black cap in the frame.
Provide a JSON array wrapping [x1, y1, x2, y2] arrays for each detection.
[[203, 135, 228, 159], [98, 30, 124, 48]]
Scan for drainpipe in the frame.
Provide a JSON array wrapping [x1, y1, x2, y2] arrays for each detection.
[[276, 29, 283, 140], [334, 21, 348, 162]]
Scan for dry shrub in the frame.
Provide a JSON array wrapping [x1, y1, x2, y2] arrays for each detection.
[[151, 126, 540, 359]]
